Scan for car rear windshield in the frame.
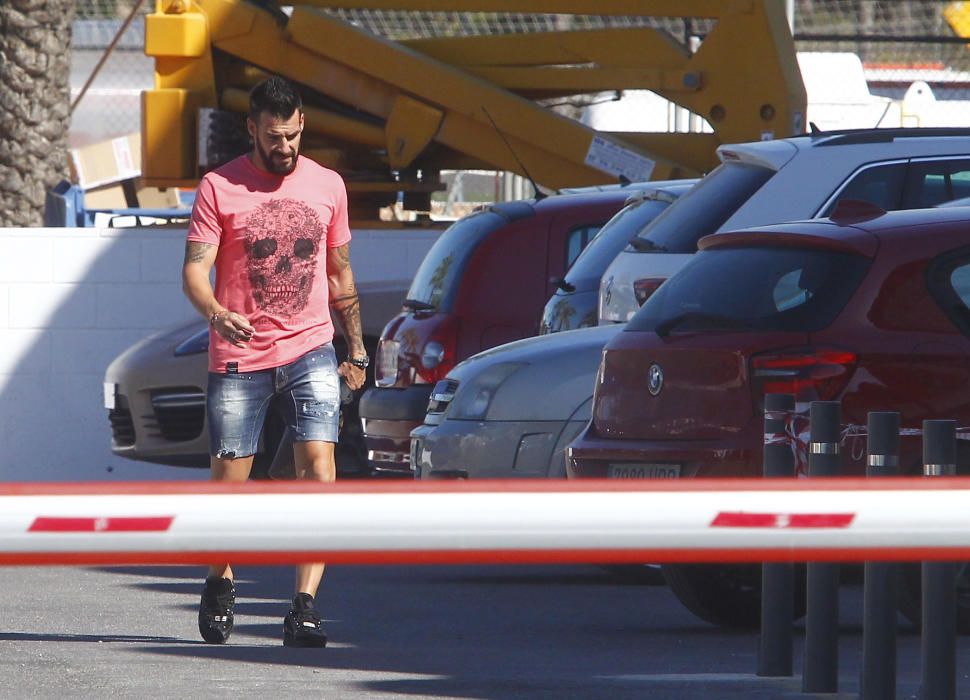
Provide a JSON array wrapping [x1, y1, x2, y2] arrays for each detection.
[[627, 246, 871, 334], [405, 210, 507, 311], [563, 198, 671, 285], [631, 163, 773, 253]]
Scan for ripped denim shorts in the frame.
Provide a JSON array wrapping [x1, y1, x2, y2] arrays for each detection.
[[206, 343, 340, 459]]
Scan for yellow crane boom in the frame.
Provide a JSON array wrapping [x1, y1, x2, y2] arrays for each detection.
[[142, 0, 805, 216]]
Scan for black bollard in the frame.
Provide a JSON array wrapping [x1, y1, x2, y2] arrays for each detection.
[[803, 400, 841, 694], [861, 411, 899, 700], [921, 420, 957, 700], [758, 393, 795, 677]]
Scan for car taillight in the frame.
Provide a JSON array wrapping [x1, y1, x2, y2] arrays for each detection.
[[633, 277, 665, 306], [750, 346, 857, 408], [374, 339, 401, 387]]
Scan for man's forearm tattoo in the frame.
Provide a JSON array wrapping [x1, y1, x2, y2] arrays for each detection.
[[331, 244, 351, 271], [330, 286, 363, 350], [184, 241, 213, 264]]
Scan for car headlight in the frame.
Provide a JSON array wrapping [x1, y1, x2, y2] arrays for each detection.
[[447, 362, 525, 421], [173, 327, 210, 357]]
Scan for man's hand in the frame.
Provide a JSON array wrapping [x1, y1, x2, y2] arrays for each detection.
[[212, 310, 255, 348], [337, 362, 366, 391]]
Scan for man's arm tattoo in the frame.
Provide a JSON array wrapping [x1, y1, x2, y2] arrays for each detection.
[[329, 244, 351, 272], [330, 286, 363, 351], [184, 241, 214, 264]]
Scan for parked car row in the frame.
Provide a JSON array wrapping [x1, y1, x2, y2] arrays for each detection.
[[403, 127, 970, 629], [104, 126, 970, 629], [358, 183, 687, 476], [412, 127, 970, 486]]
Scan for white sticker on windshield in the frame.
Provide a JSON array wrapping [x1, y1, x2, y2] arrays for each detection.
[[584, 136, 655, 183]]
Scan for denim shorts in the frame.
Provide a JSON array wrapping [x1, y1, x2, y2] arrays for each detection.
[[206, 344, 341, 459]]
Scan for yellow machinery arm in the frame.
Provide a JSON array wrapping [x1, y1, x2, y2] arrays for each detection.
[[142, 0, 805, 213]]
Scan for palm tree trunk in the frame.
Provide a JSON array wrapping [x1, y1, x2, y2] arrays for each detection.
[[0, 0, 75, 227]]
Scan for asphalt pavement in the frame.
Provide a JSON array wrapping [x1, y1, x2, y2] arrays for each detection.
[[1, 563, 968, 699]]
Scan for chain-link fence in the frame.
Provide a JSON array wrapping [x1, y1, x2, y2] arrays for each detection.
[[70, 1, 970, 150], [794, 0, 970, 129], [797, 0, 969, 67], [71, 0, 153, 146]]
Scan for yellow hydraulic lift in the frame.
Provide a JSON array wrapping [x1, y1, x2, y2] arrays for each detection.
[[142, 0, 806, 215]]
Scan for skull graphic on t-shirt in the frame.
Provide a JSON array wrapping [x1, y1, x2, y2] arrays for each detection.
[[244, 199, 324, 316]]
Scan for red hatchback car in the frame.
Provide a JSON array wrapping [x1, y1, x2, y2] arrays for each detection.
[[567, 203, 970, 629], [359, 188, 645, 476]]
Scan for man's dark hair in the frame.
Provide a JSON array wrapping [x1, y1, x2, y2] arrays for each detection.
[[249, 76, 303, 121]]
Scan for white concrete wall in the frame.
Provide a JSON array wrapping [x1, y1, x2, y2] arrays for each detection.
[[0, 226, 440, 482]]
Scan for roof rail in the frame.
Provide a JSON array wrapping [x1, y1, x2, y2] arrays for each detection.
[[811, 127, 970, 147]]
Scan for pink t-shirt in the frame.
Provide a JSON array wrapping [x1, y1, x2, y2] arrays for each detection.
[[186, 155, 352, 373]]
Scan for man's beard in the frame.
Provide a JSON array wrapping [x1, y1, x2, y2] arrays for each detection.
[[255, 140, 298, 175]]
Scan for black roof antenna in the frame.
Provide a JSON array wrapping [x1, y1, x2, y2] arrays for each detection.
[[481, 106, 547, 200]]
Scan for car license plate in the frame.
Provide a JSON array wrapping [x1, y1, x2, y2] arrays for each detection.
[[608, 463, 680, 479]]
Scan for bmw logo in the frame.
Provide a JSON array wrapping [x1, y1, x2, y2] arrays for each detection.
[[647, 363, 664, 396]]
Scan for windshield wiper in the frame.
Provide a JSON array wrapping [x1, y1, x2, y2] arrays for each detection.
[[628, 237, 667, 252], [655, 311, 751, 338], [402, 298, 436, 311]]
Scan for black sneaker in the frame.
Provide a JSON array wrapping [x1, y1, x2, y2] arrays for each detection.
[[283, 592, 328, 648], [198, 576, 235, 644]]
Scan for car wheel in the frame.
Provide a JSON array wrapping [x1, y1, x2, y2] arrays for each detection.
[[897, 562, 970, 633], [662, 563, 807, 629]]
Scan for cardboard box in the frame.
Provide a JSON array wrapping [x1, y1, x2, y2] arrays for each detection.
[[82, 182, 183, 210], [134, 186, 182, 209], [81, 183, 131, 209], [69, 133, 141, 190], [69, 133, 184, 211]]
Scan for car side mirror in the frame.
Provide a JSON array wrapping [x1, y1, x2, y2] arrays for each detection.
[[550, 276, 575, 293]]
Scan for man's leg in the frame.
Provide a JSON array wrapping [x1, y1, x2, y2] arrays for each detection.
[[279, 344, 340, 647], [198, 454, 255, 645], [199, 369, 269, 644], [292, 440, 335, 596], [281, 439, 335, 648], [207, 454, 255, 581]]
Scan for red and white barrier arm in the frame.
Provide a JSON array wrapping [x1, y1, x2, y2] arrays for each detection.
[[1, 477, 969, 566]]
